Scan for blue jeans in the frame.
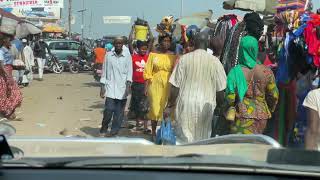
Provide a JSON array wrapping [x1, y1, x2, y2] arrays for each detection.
[[100, 98, 127, 134]]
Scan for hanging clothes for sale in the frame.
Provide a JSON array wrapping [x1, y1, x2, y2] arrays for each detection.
[[220, 22, 246, 73], [219, 12, 264, 73], [304, 14, 320, 67], [276, 0, 309, 13], [213, 14, 239, 47], [288, 71, 313, 148]]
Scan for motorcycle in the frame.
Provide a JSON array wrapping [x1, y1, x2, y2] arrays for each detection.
[[47, 54, 64, 74], [33, 54, 64, 74], [68, 56, 92, 74], [93, 63, 103, 82]]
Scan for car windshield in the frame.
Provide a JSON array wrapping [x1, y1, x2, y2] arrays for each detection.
[[0, 0, 320, 174]]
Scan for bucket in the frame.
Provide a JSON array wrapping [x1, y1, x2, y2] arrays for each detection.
[[135, 25, 148, 41]]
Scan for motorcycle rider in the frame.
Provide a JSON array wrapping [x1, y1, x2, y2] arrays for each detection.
[[33, 35, 51, 81], [93, 42, 106, 65], [78, 41, 88, 61]]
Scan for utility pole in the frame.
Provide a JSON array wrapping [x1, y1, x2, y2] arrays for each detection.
[[77, 0, 86, 39], [180, 0, 184, 18], [89, 10, 93, 38], [68, 0, 72, 37]]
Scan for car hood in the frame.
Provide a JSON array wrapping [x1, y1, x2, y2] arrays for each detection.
[[8, 136, 272, 161]]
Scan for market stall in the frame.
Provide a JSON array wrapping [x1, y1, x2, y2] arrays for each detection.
[[0, 8, 20, 36], [271, 0, 315, 147], [0, 8, 41, 39]]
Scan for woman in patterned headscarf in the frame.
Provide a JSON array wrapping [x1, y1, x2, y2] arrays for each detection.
[[225, 35, 279, 134]]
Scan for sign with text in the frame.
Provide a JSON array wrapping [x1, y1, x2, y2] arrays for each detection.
[[10, 6, 61, 19], [103, 16, 131, 24], [0, 0, 64, 8]]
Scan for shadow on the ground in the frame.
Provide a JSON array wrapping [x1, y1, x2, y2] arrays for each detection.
[[83, 82, 100, 87], [80, 125, 151, 140], [89, 103, 104, 109], [80, 126, 100, 137]]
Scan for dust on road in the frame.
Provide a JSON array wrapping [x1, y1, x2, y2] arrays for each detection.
[[8, 72, 148, 139]]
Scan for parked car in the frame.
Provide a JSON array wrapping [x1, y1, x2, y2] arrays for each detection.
[[45, 40, 91, 67]]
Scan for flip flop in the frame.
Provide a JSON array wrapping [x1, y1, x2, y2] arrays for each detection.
[[143, 129, 151, 134]]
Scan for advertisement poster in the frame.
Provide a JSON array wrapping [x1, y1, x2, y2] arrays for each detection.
[[10, 6, 61, 19], [0, 0, 64, 8]]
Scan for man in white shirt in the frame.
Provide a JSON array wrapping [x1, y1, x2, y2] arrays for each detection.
[[166, 31, 227, 143], [22, 39, 35, 83], [99, 37, 133, 137], [303, 88, 320, 150]]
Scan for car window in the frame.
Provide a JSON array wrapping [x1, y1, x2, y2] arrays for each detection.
[[69, 42, 80, 50], [48, 42, 55, 50], [53, 42, 69, 50]]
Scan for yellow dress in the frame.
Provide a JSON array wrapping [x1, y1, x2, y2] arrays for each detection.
[[143, 52, 176, 121]]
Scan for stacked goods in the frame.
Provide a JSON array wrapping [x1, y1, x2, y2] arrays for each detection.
[[276, 0, 309, 13], [156, 16, 175, 36], [134, 18, 148, 41]]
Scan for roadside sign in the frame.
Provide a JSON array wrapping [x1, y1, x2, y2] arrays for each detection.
[[103, 16, 131, 24]]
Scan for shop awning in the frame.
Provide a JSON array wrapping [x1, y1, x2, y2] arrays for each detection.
[[223, 0, 278, 15], [0, 8, 21, 22], [0, 8, 21, 35], [173, 10, 214, 41], [16, 21, 42, 38], [42, 23, 64, 33]]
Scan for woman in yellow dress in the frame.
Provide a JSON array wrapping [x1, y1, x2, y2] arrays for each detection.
[[143, 34, 176, 139]]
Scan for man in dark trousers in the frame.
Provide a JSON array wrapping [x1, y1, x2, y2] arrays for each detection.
[[99, 37, 133, 137], [33, 36, 51, 81]]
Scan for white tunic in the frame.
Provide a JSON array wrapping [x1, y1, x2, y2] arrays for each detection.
[[169, 49, 227, 143], [303, 88, 320, 149], [23, 45, 35, 69]]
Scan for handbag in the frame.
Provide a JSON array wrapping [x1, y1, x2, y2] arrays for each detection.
[[12, 59, 25, 70], [155, 117, 176, 145], [24, 69, 30, 75]]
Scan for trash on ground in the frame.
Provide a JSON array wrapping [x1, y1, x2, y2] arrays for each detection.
[[80, 118, 91, 121], [36, 123, 46, 127]]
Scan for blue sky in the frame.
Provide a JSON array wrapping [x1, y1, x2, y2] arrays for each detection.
[[62, 0, 320, 38], [61, 0, 246, 38]]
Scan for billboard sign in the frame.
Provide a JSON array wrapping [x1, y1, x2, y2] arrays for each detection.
[[103, 16, 131, 24], [10, 6, 61, 19], [0, 0, 64, 8]]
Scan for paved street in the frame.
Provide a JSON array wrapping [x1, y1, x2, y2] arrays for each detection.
[[6, 72, 149, 139]]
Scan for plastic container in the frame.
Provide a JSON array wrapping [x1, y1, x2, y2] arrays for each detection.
[[135, 25, 148, 41]]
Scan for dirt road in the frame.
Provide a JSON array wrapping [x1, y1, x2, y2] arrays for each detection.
[[8, 72, 147, 139]]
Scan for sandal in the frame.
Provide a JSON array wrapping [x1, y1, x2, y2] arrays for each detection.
[[143, 129, 151, 134], [8, 113, 16, 120]]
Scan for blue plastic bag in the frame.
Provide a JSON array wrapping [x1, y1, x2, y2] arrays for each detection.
[[156, 118, 176, 145]]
